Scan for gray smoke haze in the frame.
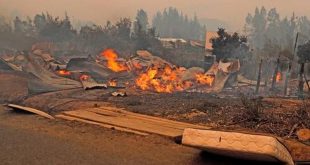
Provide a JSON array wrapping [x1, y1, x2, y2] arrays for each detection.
[[1, 0, 310, 31]]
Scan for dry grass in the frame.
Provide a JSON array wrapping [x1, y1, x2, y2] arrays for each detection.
[[240, 93, 263, 121]]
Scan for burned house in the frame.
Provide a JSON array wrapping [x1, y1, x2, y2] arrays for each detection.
[[158, 38, 187, 49]]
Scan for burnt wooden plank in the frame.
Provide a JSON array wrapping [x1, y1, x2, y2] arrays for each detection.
[[56, 114, 148, 136], [59, 107, 209, 138]]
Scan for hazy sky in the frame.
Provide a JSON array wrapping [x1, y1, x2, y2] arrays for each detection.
[[1, 0, 310, 31]]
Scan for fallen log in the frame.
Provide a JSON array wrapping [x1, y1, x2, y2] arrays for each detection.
[[8, 104, 55, 119], [182, 128, 294, 165]]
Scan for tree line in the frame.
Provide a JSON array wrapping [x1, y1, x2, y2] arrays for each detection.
[[0, 7, 207, 56], [245, 6, 310, 61], [0, 11, 162, 56], [152, 7, 206, 40], [210, 6, 310, 64]]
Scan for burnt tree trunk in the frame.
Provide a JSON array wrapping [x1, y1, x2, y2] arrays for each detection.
[[283, 63, 291, 96], [298, 63, 305, 98], [304, 74, 310, 91], [255, 59, 262, 94]]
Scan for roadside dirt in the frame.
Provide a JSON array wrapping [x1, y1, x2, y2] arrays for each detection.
[[0, 105, 283, 165], [6, 88, 310, 161], [21, 88, 310, 139]]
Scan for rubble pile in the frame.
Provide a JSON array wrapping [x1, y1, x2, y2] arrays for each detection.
[[1, 46, 309, 100]]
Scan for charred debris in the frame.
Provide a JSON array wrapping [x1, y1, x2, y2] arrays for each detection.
[[0, 7, 309, 142]]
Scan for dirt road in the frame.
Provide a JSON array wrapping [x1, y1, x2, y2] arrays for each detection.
[[0, 105, 279, 165]]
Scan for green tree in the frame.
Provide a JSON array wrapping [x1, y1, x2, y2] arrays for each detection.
[[34, 13, 47, 32], [38, 13, 76, 42], [298, 16, 310, 44], [134, 9, 148, 33], [245, 6, 300, 60], [133, 20, 149, 50], [211, 28, 251, 60], [13, 16, 35, 36], [115, 18, 131, 40], [297, 41, 310, 63], [152, 7, 205, 40]]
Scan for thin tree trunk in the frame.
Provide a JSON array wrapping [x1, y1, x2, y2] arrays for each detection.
[[304, 73, 310, 91], [284, 63, 291, 96], [255, 59, 262, 94], [298, 63, 305, 98]]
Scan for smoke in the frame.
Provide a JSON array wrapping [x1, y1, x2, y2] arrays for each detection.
[[1, 0, 310, 31]]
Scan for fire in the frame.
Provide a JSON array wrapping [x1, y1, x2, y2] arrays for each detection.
[[135, 65, 212, 93], [276, 72, 282, 82], [57, 69, 71, 76], [108, 79, 117, 87], [133, 62, 143, 69], [80, 74, 90, 81], [101, 49, 127, 72], [196, 73, 215, 86]]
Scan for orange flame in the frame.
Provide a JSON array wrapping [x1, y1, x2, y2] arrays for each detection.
[[108, 79, 117, 87], [132, 62, 143, 70], [276, 72, 282, 82], [101, 49, 127, 72], [135, 65, 213, 93], [80, 74, 90, 81], [57, 69, 71, 76], [196, 73, 215, 86]]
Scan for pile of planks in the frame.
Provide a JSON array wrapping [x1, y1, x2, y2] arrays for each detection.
[[57, 106, 208, 138]]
